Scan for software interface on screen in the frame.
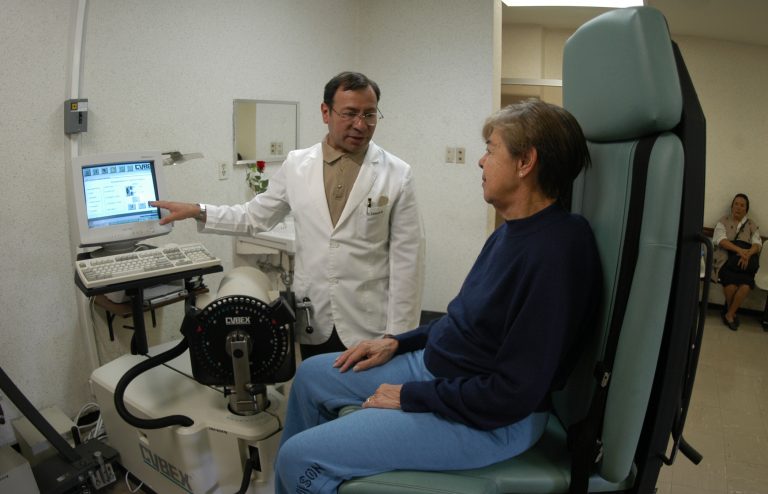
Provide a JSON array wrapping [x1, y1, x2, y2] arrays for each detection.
[[82, 160, 161, 229]]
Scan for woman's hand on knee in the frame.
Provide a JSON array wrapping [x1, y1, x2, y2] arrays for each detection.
[[333, 338, 398, 373], [362, 384, 402, 410]]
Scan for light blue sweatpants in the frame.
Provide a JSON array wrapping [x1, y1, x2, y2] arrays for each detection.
[[274, 350, 549, 494]]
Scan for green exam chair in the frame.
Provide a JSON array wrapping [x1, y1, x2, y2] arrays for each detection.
[[340, 6, 707, 494]]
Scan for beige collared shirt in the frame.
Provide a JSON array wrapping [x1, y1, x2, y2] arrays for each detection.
[[322, 138, 366, 227]]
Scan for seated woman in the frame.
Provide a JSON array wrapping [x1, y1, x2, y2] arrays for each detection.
[[713, 193, 762, 330], [274, 100, 602, 494]]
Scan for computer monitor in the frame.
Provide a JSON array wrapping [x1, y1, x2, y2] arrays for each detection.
[[69, 151, 172, 254]]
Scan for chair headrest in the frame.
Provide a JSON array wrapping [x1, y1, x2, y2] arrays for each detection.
[[563, 7, 682, 142]]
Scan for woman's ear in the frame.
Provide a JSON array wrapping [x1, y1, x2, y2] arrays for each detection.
[[518, 148, 538, 178]]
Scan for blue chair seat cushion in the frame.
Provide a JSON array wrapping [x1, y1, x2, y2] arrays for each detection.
[[340, 415, 633, 494]]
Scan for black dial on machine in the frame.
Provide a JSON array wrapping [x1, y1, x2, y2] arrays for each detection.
[[181, 295, 296, 385]]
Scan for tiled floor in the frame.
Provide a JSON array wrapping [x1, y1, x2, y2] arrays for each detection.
[[656, 308, 768, 494]]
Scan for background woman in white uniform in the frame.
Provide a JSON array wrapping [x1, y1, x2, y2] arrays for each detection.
[[712, 193, 762, 330]]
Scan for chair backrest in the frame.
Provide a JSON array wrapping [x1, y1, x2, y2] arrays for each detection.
[[556, 6, 691, 484], [339, 8, 706, 494]]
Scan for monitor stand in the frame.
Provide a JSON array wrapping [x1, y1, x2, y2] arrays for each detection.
[[88, 240, 147, 257], [74, 254, 224, 355]]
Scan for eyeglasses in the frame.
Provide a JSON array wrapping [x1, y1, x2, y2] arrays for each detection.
[[330, 107, 383, 126]]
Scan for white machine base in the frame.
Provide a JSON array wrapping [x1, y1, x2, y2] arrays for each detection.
[[90, 340, 286, 494]]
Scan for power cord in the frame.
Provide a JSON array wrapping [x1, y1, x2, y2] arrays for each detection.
[[125, 469, 145, 493], [74, 402, 106, 442]]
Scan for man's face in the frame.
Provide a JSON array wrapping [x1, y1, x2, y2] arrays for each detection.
[[321, 85, 378, 154]]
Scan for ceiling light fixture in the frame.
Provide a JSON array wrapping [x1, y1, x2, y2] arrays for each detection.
[[501, 0, 643, 7]]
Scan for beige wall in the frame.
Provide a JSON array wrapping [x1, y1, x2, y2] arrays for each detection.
[[674, 36, 768, 228], [0, 0, 497, 437], [502, 23, 768, 231], [3, 2, 763, 444]]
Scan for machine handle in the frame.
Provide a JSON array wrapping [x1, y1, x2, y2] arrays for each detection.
[[297, 297, 314, 334], [113, 339, 194, 429]]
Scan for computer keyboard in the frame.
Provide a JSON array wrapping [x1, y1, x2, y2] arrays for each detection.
[[76, 243, 222, 289]]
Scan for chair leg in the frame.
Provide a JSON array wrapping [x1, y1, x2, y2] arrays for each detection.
[[762, 293, 768, 331]]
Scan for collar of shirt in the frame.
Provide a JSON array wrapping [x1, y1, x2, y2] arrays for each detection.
[[322, 138, 367, 166]]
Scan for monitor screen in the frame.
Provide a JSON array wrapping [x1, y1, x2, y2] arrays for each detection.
[[69, 151, 172, 252], [82, 160, 161, 228]]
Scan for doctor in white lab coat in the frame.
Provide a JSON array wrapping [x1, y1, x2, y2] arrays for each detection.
[[152, 72, 424, 358]]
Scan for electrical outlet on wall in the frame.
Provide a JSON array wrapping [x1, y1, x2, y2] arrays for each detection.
[[445, 146, 467, 164], [218, 162, 229, 180], [445, 146, 456, 163]]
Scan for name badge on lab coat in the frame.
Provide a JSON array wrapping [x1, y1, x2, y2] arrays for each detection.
[[367, 196, 388, 216]]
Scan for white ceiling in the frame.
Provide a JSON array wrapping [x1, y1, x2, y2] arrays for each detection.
[[502, 0, 768, 47]]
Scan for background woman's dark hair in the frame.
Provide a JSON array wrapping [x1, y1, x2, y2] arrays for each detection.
[[323, 72, 381, 108], [482, 99, 591, 202], [732, 193, 750, 212]]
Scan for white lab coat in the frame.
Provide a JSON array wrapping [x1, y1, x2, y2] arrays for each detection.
[[201, 141, 425, 347]]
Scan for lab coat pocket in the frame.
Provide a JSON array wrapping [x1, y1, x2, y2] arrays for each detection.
[[357, 204, 390, 242], [358, 276, 388, 331]]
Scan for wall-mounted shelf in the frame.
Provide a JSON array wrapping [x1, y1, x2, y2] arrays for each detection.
[[502, 77, 562, 86], [236, 219, 296, 255]]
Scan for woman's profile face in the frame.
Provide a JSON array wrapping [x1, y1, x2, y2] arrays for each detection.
[[731, 196, 748, 221], [478, 128, 522, 213]]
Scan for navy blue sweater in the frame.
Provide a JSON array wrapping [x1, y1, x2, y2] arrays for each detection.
[[396, 204, 601, 430]]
